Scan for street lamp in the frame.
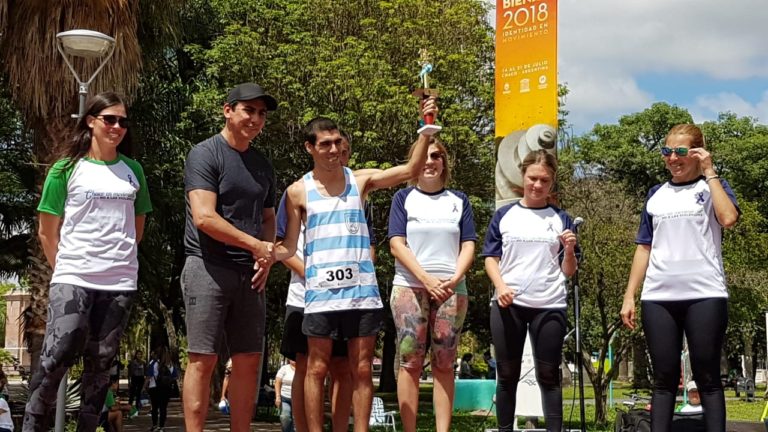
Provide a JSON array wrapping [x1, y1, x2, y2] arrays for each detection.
[[56, 29, 116, 118], [53, 30, 116, 432]]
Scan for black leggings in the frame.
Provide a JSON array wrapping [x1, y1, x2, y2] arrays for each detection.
[[491, 302, 566, 432], [148, 387, 170, 428], [128, 376, 144, 407], [642, 298, 728, 432]]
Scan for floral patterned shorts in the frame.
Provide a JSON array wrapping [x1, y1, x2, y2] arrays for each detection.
[[390, 284, 468, 371]]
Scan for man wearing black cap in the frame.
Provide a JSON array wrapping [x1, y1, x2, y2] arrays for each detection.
[[181, 83, 278, 432]]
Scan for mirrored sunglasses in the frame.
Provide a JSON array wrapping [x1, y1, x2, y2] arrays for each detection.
[[660, 146, 688, 157]]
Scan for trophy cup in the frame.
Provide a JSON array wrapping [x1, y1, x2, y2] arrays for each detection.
[[412, 49, 442, 135]]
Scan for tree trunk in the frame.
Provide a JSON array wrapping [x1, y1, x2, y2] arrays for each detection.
[[743, 336, 754, 380], [632, 340, 652, 388], [593, 381, 607, 424], [619, 357, 629, 381], [561, 357, 573, 387], [23, 226, 51, 374], [158, 301, 178, 360], [378, 315, 397, 392]]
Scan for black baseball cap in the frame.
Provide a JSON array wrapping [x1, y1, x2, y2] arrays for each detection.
[[226, 83, 278, 111]]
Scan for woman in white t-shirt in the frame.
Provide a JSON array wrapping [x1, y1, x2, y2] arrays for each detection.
[[24, 92, 152, 432], [388, 138, 477, 432], [274, 361, 296, 432], [0, 396, 13, 432], [482, 150, 578, 432], [621, 124, 739, 432]]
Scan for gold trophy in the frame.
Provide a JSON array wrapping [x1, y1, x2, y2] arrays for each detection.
[[412, 49, 442, 135]]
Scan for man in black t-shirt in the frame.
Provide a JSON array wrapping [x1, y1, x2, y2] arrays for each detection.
[[181, 82, 277, 432]]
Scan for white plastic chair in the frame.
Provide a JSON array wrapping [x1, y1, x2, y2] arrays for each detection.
[[369, 396, 397, 431]]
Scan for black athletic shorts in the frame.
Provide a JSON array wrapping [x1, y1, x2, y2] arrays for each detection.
[[280, 305, 349, 360], [302, 308, 383, 340]]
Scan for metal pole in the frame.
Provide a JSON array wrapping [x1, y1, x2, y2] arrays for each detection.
[[573, 274, 587, 432], [608, 343, 613, 408], [78, 83, 88, 118], [53, 374, 67, 432], [53, 86, 88, 432]]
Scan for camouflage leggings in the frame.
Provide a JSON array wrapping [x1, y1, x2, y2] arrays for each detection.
[[23, 284, 134, 432]]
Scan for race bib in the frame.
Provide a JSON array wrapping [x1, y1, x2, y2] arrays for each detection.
[[313, 263, 360, 290]]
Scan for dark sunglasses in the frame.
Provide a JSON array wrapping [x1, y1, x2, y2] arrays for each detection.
[[428, 151, 443, 161], [660, 146, 688, 157], [96, 115, 131, 128]]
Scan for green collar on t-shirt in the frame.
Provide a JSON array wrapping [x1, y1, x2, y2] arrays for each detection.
[[83, 153, 123, 165]]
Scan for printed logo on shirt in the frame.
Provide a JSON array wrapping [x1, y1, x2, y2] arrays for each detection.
[[502, 234, 556, 247], [695, 192, 705, 205], [344, 210, 360, 234], [452, 203, 459, 213], [546, 222, 555, 232], [127, 174, 137, 188], [85, 190, 135, 200]]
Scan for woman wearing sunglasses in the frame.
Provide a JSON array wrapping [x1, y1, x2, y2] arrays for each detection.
[[388, 137, 476, 432], [24, 92, 152, 432], [482, 149, 578, 432], [620, 124, 739, 432]]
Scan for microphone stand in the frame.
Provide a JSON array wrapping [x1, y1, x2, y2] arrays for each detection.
[[572, 266, 587, 432], [568, 219, 587, 432]]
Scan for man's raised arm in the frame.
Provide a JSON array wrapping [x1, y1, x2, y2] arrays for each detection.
[[363, 97, 438, 193]]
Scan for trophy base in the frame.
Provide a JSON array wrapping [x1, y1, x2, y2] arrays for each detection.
[[412, 88, 440, 98], [417, 124, 442, 135]]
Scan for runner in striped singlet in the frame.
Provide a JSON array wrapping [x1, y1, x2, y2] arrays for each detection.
[[274, 97, 438, 432]]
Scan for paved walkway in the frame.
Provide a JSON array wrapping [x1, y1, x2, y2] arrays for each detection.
[[121, 400, 281, 432]]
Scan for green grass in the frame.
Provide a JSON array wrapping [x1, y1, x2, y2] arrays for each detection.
[[369, 382, 768, 431]]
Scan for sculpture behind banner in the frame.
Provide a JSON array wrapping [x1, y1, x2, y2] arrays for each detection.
[[495, 123, 557, 207]]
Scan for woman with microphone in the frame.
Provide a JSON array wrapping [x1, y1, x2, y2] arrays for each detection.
[[482, 149, 578, 432], [621, 124, 739, 431]]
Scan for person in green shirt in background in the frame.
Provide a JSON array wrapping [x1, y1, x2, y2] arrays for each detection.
[[102, 378, 131, 432]]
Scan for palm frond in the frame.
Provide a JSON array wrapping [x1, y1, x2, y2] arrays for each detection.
[[1, 0, 142, 125]]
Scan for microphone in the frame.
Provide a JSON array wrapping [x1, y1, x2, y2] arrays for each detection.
[[573, 217, 584, 232]]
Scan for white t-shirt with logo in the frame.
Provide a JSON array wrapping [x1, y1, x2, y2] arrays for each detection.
[[387, 187, 477, 289], [481, 202, 577, 309], [636, 177, 739, 301], [38, 155, 152, 291]]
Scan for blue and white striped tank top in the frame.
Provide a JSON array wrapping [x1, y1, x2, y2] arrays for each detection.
[[303, 167, 382, 314]]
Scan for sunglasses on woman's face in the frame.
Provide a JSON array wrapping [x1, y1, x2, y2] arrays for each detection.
[[96, 115, 131, 128], [660, 146, 688, 157], [428, 151, 443, 161]]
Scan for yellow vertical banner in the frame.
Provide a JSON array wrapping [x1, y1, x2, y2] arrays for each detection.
[[495, 0, 558, 208]]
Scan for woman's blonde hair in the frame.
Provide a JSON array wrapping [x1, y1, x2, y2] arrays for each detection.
[[408, 137, 451, 187], [521, 149, 557, 178], [665, 124, 705, 148]]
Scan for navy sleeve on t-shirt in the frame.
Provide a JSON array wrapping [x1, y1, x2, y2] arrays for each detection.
[[276, 191, 288, 239], [720, 179, 740, 213], [554, 206, 582, 263], [636, 184, 663, 245], [387, 188, 411, 239], [458, 192, 478, 242], [481, 203, 513, 257]]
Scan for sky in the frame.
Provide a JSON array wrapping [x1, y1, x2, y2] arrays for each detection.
[[491, 0, 768, 134]]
